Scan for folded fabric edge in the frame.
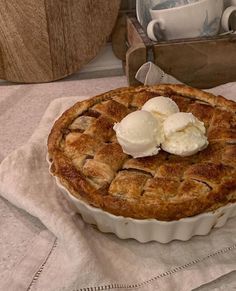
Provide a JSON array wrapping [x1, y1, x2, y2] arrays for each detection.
[[0, 230, 56, 291], [77, 243, 236, 291]]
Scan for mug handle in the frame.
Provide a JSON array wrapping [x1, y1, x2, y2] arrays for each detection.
[[147, 19, 165, 41], [221, 6, 236, 31]]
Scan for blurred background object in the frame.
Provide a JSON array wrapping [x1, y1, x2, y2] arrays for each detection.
[[0, 0, 120, 83]]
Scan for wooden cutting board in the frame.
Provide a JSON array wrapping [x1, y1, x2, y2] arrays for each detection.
[[0, 0, 120, 83]]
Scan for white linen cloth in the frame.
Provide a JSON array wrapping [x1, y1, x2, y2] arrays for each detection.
[[0, 79, 236, 291]]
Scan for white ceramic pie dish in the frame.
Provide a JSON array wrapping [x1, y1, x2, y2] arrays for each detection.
[[47, 155, 236, 243]]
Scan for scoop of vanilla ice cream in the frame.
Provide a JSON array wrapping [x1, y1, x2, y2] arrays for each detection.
[[113, 110, 164, 158], [161, 112, 208, 156], [142, 96, 179, 122]]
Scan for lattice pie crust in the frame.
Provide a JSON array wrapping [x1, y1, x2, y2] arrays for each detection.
[[48, 85, 236, 221]]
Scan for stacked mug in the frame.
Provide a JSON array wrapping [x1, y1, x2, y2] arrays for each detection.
[[139, 0, 236, 41]]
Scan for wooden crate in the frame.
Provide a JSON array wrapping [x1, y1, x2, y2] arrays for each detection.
[[126, 15, 236, 89]]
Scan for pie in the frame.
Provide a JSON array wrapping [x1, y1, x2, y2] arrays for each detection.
[[47, 84, 236, 221]]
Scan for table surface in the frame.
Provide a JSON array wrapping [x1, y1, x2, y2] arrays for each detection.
[[0, 76, 235, 290]]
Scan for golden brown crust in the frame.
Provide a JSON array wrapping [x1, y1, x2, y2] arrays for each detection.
[[48, 84, 236, 221]]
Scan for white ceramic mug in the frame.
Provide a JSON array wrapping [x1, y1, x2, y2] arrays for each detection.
[[147, 0, 224, 41], [221, 0, 236, 31], [136, 0, 168, 30]]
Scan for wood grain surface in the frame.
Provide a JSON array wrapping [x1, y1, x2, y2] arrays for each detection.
[[126, 16, 236, 88], [0, 0, 120, 83]]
